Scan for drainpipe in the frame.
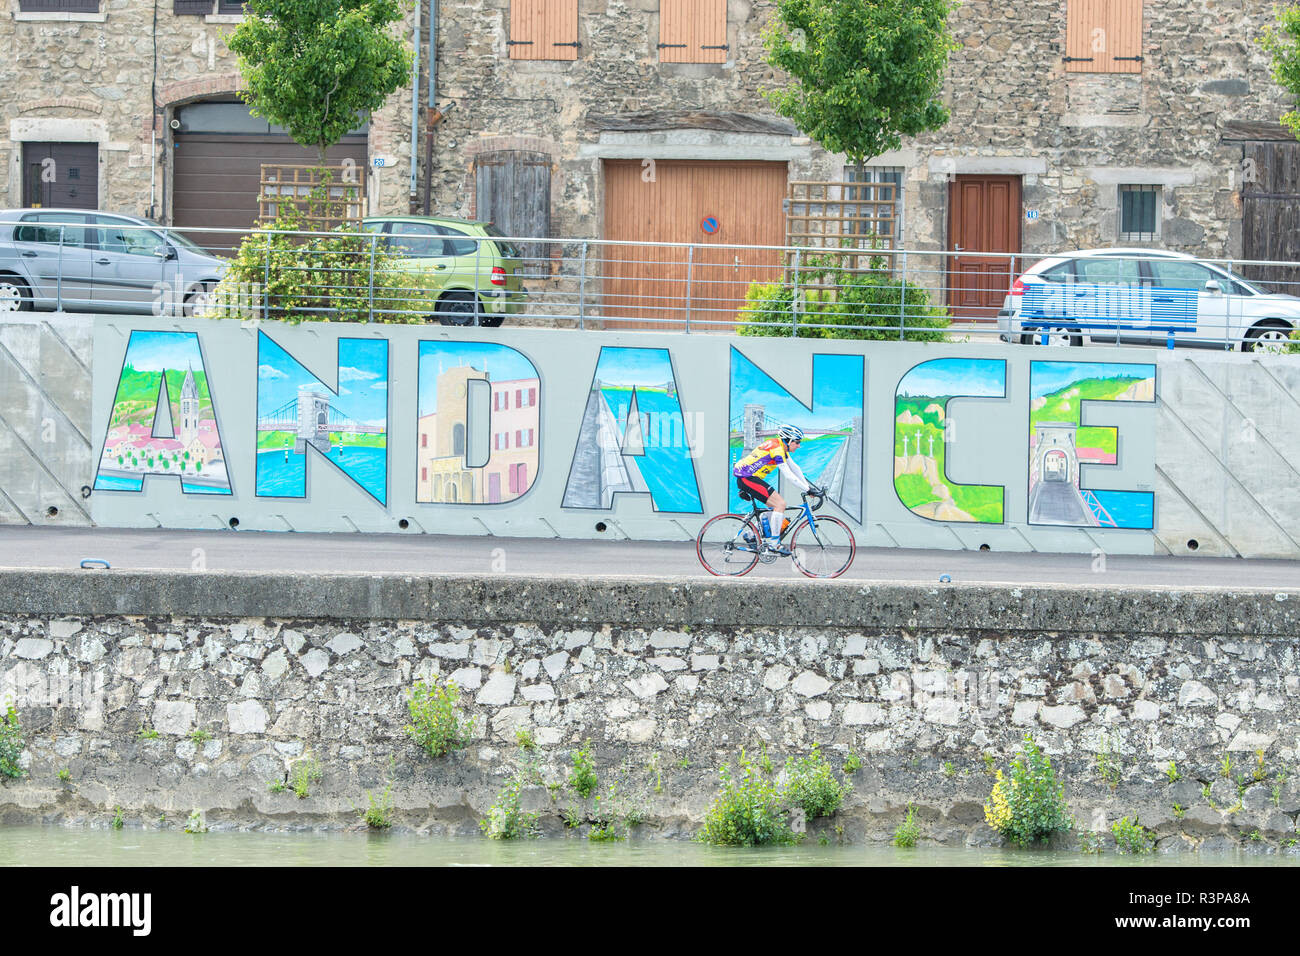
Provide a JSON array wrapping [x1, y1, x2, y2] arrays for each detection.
[[423, 0, 438, 215], [409, 0, 422, 207]]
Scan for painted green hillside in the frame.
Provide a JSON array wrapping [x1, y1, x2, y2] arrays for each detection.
[[894, 395, 1002, 523], [1030, 375, 1150, 453], [108, 365, 213, 427]]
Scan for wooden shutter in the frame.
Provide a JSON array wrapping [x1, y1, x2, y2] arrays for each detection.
[[1066, 0, 1142, 74], [510, 0, 579, 61], [659, 0, 727, 64], [475, 150, 552, 271], [19, 0, 100, 10]]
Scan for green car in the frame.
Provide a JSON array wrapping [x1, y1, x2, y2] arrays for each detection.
[[362, 216, 527, 326]]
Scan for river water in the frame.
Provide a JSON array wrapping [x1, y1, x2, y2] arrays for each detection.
[[0, 826, 1293, 867]]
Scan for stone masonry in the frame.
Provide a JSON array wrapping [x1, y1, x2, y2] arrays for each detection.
[[1, 571, 1298, 853]]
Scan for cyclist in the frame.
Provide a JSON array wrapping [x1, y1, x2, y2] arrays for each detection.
[[733, 424, 822, 552]]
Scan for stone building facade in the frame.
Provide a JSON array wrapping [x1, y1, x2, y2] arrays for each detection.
[[2, 1, 1297, 311]]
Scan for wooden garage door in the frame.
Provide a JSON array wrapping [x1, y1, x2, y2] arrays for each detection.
[[602, 160, 786, 331], [22, 142, 98, 210], [172, 134, 368, 254]]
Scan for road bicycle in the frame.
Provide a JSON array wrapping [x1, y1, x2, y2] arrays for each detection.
[[695, 489, 856, 579]]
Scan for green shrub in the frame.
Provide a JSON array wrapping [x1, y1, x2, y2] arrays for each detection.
[[893, 803, 921, 848], [0, 705, 25, 779], [843, 752, 863, 774], [207, 193, 438, 326], [362, 786, 394, 829], [983, 734, 1072, 848], [110, 807, 124, 830], [480, 775, 540, 840], [698, 749, 798, 847], [738, 254, 949, 341], [515, 728, 536, 751], [568, 739, 598, 798], [184, 810, 208, 834], [404, 677, 473, 759], [1111, 816, 1154, 854], [783, 744, 851, 819]]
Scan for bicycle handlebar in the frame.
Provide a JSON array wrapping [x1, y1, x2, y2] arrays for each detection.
[[803, 490, 825, 512]]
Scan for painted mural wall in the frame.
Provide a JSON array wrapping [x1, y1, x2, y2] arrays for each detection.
[[87, 317, 1173, 553]]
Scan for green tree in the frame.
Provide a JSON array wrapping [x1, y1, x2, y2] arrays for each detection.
[[762, 0, 958, 181], [228, 0, 414, 167], [1263, 5, 1300, 140]]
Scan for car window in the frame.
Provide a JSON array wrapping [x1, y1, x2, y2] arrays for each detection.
[[434, 226, 481, 257], [1148, 260, 1216, 291], [15, 213, 91, 248], [1075, 257, 1141, 284], [94, 217, 162, 257], [386, 222, 446, 258], [482, 224, 522, 259], [1036, 262, 1073, 283], [360, 221, 385, 235]]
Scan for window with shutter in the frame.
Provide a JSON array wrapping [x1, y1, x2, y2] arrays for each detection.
[[659, 0, 727, 64], [216, 0, 246, 13], [1065, 0, 1142, 74], [509, 0, 579, 61], [19, 0, 101, 10], [174, 0, 214, 14]]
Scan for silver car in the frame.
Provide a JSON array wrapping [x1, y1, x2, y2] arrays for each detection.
[[0, 209, 227, 316], [998, 248, 1300, 351]]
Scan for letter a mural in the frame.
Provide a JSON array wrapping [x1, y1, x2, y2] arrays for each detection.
[[562, 347, 702, 512], [256, 331, 389, 505], [94, 330, 231, 495]]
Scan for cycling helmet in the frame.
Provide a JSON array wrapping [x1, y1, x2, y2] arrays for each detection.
[[778, 424, 804, 445]]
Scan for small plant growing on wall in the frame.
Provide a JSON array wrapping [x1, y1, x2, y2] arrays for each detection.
[[568, 740, 598, 799], [698, 749, 798, 847], [893, 804, 921, 848], [0, 704, 26, 780], [291, 754, 323, 799], [361, 786, 394, 830], [404, 677, 473, 759], [783, 745, 851, 820], [983, 734, 1072, 848], [1111, 816, 1154, 854], [480, 772, 540, 841]]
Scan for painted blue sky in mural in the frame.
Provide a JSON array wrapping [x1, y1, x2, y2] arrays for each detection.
[[1030, 361, 1153, 398], [898, 358, 1007, 399], [593, 348, 676, 387], [730, 350, 863, 427], [257, 334, 389, 426], [417, 342, 540, 416], [118, 330, 205, 372]]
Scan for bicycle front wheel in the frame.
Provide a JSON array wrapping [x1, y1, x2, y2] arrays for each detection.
[[789, 515, 856, 579], [696, 513, 761, 577]]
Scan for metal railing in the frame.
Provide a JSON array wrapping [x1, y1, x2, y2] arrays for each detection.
[[2, 220, 1299, 352]]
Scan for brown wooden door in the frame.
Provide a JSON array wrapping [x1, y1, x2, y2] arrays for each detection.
[[947, 175, 1021, 320], [1242, 141, 1300, 294], [602, 159, 786, 331], [22, 142, 98, 210]]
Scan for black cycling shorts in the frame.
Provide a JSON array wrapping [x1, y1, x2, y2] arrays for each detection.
[[735, 475, 774, 504]]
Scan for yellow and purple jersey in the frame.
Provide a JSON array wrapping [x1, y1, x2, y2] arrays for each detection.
[[733, 438, 788, 481]]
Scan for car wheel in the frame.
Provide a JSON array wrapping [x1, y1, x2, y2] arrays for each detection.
[[0, 275, 32, 312], [182, 283, 212, 318], [1023, 326, 1081, 347], [1243, 321, 1294, 353], [436, 291, 482, 326]]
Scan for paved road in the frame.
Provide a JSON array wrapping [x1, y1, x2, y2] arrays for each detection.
[[0, 526, 1296, 590]]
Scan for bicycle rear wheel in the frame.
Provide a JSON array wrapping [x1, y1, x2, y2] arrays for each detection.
[[696, 513, 761, 577], [789, 515, 856, 579]]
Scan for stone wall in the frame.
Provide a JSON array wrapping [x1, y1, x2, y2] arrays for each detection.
[[0, 0, 413, 219], [1, 570, 1298, 852]]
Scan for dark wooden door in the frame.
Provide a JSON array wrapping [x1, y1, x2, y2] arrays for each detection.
[[22, 142, 98, 210], [1242, 142, 1300, 294], [947, 175, 1021, 320]]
